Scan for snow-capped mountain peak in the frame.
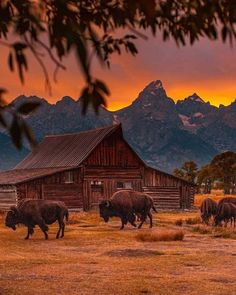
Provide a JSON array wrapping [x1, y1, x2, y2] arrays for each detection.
[[186, 93, 205, 103]]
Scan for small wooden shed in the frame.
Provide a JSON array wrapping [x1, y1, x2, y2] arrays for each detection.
[[0, 124, 195, 210]]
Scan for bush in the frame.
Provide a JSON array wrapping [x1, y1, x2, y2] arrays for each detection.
[[175, 219, 183, 226], [136, 230, 184, 242], [192, 225, 211, 234], [185, 217, 201, 225]]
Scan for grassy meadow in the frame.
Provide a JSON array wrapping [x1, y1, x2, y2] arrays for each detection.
[[0, 192, 236, 295]]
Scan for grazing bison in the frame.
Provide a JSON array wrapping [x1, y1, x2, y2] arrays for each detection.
[[214, 202, 236, 227], [5, 199, 69, 240], [99, 190, 157, 229], [200, 198, 218, 224]]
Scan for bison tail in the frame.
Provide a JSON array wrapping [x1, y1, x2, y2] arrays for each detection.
[[152, 205, 158, 213]]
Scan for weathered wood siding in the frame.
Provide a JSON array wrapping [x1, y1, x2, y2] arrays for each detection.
[[143, 186, 181, 210], [143, 167, 194, 209], [1, 128, 195, 211], [16, 169, 83, 210], [0, 185, 17, 210], [85, 130, 141, 168]]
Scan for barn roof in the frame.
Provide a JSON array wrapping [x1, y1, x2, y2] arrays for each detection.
[[0, 167, 71, 185], [16, 124, 120, 169]]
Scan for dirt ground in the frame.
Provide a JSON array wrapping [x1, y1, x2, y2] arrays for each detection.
[[0, 195, 236, 295]]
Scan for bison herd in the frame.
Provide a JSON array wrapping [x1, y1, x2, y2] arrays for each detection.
[[4, 190, 236, 240], [200, 197, 236, 227], [5, 190, 157, 239]]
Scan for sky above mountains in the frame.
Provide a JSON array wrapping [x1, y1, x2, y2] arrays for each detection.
[[1, 34, 235, 111]]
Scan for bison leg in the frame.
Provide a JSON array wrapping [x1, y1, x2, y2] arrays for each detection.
[[128, 213, 137, 228], [138, 214, 147, 229], [148, 212, 153, 228], [56, 220, 65, 239], [60, 222, 65, 238], [24, 226, 34, 240], [120, 216, 127, 230], [37, 220, 49, 240]]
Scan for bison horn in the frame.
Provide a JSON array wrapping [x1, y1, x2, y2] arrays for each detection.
[[105, 200, 110, 207]]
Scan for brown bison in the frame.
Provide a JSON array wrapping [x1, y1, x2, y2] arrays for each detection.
[[99, 190, 157, 229], [200, 198, 218, 224], [218, 197, 236, 207], [214, 202, 236, 227], [5, 199, 69, 240]]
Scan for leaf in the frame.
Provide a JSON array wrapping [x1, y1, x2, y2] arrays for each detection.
[[80, 86, 90, 115], [9, 116, 22, 149], [17, 101, 41, 115], [8, 52, 14, 72], [95, 79, 110, 96], [21, 121, 36, 148], [13, 42, 27, 51]]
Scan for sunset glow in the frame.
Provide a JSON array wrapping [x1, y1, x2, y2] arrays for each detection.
[[1, 36, 235, 110]]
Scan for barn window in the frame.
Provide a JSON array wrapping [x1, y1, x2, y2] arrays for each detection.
[[64, 171, 74, 183], [91, 181, 103, 193], [116, 181, 133, 189]]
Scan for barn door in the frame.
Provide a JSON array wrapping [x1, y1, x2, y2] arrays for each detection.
[[90, 181, 104, 208], [180, 186, 190, 209]]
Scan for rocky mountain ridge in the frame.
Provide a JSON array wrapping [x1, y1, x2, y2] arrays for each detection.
[[0, 80, 235, 172]]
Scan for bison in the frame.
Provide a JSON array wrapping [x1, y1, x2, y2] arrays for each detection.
[[99, 190, 157, 230], [214, 202, 236, 227], [5, 199, 69, 240], [218, 197, 236, 207], [200, 198, 218, 224]]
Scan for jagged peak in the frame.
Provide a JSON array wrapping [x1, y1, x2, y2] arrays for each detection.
[[10, 95, 49, 107], [185, 93, 205, 103], [56, 96, 75, 105], [143, 80, 164, 93]]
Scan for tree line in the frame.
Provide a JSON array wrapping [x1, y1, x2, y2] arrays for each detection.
[[173, 151, 236, 195]]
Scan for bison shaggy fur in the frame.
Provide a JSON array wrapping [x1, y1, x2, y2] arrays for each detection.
[[99, 190, 157, 230], [200, 198, 218, 224], [5, 199, 69, 240], [214, 202, 236, 227]]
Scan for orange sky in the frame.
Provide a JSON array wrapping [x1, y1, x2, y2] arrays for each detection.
[[1, 35, 235, 110]]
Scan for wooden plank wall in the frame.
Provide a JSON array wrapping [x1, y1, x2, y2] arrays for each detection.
[[85, 131, 141, 168], [143, 186, 181, 210], [143, 167, 194, 209], [0, 186, 17, 210], [43, 183, 83, 209], [15, 169, 84, 209]]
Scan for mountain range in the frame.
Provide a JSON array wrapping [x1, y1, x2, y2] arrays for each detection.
[[1, 80, 235, 172]]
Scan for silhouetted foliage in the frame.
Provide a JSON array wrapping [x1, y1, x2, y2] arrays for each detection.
[[173, 161, 198, 183], [210, 151, 236, 194], [0, 0, 236, 148]]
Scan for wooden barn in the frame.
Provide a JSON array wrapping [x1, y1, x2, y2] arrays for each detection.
[[0, 124, 195, 211]]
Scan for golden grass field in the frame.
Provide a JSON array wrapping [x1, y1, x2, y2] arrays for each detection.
[[0, 192, 236, 295]]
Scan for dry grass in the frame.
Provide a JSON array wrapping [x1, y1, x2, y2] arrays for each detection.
[[192, 224, 236, 239], [194, 190, 231, 208], [185, 217, 201, 225], [1, 196, 236, 295], [136, 229, 185, 242], [175, 219, 183, 226]]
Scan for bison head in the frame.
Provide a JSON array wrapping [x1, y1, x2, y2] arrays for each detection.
[[5, 206, 20, 230], [99, 200, 113, 223]]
